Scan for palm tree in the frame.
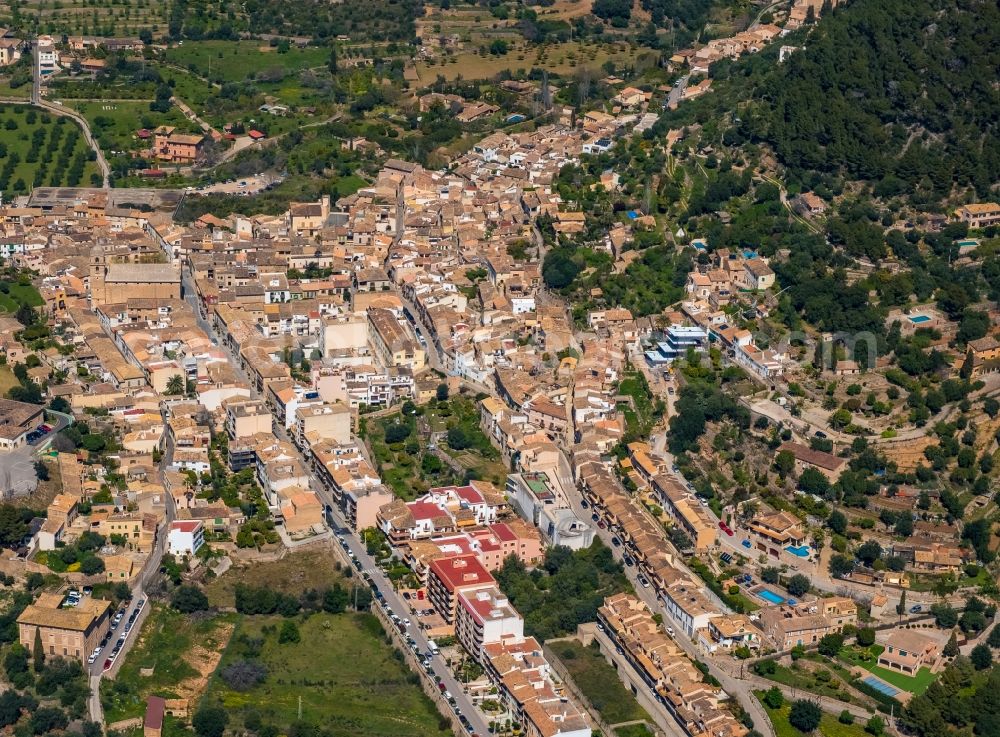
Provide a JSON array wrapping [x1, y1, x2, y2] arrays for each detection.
[[166, 374, 185, 395]]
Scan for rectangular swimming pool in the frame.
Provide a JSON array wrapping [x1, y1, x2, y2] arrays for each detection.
[[758, 588, 786, 605], [908, 315, 931, 323], [862, 675, 900, 697]]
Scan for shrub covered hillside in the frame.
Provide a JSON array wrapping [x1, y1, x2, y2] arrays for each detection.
[[752, 0, 999, 200]]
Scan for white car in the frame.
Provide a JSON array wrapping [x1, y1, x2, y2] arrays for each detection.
[[87, 653, 98, 664]]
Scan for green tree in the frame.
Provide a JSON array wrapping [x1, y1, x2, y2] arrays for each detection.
[[32, 628, 44, 672], [763, 686, 784, 709], [193, 704, 228, 737], [789, 700, 822, 733], [80, 556, 105, 575], [278, 619, 300, 644], [827, 509, 848, 535], [787, 574, 811, 597], [384, 423, 411, 443], [865, 716, 884, 736], [856, 627, 876, 647], [435, 383, 449, 401], [798, 467, 830, 496], [166, 374, 185, 395], [943, 631, 959, 657], [33, 461, 49, 481], [970, 644, 993, 670], [323, 584, 348, 614], [446, 426, 470, 450], [818, 633, 844, 657], [987, 625, 1000, 649], [856, 540, 882, 566], [171, 585, 210, 613], [775, 450, 795, 477], [0, 506, 29, 546], [931, 603, 958, 628], [829, 554, 854, 578]]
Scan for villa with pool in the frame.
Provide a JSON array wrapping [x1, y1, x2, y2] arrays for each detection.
[[745, 509, 812, 560]]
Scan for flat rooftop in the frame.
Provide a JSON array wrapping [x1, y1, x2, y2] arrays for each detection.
[[28, 187, 184, 211]]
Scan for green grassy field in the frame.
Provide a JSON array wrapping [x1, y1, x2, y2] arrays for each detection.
[[203, 549, 348, 608], [615, 725, 655, 737], [165, 41, 330, 84], [552, 640, 652, 725], [0, 281, 43, 312], [207, 612, 450, 737], [757, 691, 873, 737], [0, 0, 174, 35], [0, 104, 101, 193], [838, 645, 936, 695], [67, 100, 193, 155], [0, 365, 19, 395], [757, 658, 866, 705], [100, 605, 238, 723], [415, 39, 639, 83]]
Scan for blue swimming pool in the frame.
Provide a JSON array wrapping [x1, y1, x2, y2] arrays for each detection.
[[862, 675, 899, 697], [785, 545, 810, 558], [909, 315, 931, 324], [758, 588, 786, 605]]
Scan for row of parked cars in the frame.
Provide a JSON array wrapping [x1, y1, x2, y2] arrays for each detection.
[[342, 527, 479, 737], [95, 598, 145, 670], [27, 423, 53, 444]]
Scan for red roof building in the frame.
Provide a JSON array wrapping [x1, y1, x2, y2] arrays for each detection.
[[144, 696, 165, 737], [248, 130, 266, 140], [427, 553, 494, 624]]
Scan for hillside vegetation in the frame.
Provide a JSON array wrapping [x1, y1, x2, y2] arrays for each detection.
[[751, 0, 999, 201]]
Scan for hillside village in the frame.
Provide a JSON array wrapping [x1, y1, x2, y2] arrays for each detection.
[[0, 2, 996, 737]]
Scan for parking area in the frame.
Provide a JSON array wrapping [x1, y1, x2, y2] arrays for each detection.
[[90, 596, 147, 674], [189, 173, 281, 196]]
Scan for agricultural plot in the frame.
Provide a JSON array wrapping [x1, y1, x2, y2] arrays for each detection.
[[165, 41, 330, 84], [206, 612, 451, 737], [100, 605, 238, 723], [67, 100, 192, 155], [0, 104, 100, 195], [0, 0, 170, 35], [415, 39, 640, 83]]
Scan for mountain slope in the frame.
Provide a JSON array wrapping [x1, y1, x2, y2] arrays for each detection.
[[751, 0, 999, 200]]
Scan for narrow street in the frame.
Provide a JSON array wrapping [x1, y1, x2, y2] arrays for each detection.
[[88, 435, 177, 719]]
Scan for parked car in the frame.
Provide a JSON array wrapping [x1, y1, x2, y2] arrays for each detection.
[[910, 605, 923, 613], [637, 575, 650, 588]]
